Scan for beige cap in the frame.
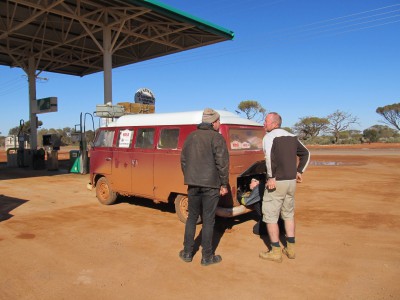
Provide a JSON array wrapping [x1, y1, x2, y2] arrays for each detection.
[[202, 108, 220, 123]]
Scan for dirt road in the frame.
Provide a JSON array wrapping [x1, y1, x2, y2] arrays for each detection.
[[1, 145, 399, 299]]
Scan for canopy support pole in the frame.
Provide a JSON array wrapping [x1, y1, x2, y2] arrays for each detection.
[[103, 26, 112, 105], [28, 56, 38, 149]]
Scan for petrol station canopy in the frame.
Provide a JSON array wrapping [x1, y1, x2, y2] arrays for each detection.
[[0, 0, 234, 148], [0, 0, 234, 76]]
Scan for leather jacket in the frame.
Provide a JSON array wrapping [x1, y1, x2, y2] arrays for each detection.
[[181, 123, 229, 189]]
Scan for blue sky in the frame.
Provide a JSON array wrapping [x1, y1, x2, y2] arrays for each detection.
[[1, 0, 399, 135]]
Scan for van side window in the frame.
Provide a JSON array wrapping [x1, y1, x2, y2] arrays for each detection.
[[117, 129, 134, 148], [135, 128, 155, 149], [94, 129, 115, 147], [229, 128, 264, 150], [158, 128, 180, 149]]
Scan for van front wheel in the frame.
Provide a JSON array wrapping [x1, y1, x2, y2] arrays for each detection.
[[174, 194, 201, 224], [96, 177, 117, 205]]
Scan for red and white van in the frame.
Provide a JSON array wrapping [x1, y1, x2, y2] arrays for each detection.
[[88, 110, 266, 222]]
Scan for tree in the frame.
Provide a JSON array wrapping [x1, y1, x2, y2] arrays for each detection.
[[7, 124, 90, 147], [363, 128, 379, 143], [376, 103, 400, 130], [237, 100, 267, 123], [372, 125, 399, 138], [8, 120, 43, 136], [363, 124, 399, 143], [85, 130, 95, 144], [282, 127, 293, 134], [326, 110, 359, 144], [293, 116, 329, 140]]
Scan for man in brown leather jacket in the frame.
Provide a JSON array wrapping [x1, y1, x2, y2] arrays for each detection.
[[179, 108, 229, 266]]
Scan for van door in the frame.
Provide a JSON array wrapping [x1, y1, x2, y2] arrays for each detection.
[[91, 129, 115, 175], [112, 128, 134, 193], [131, 127, 155, 197], [153, 127, 185, 200]]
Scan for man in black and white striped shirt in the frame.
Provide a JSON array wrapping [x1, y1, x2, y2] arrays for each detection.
[[259, 112, 310, 263]]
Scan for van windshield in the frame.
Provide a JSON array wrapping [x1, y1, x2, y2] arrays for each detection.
[[94, 129, 115, 147], [229, 128, 264, 151]]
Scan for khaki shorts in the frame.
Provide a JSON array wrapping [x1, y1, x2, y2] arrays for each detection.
[[262, 180, 296, 223]]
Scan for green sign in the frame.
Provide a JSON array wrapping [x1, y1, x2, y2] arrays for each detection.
[[36, 97, 57, 114]]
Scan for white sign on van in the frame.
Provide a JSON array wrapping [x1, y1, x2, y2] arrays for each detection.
[[231, 140, 241, 150], [241, 141, 251, 149], [134, 88, 155, 105], [230, 140, 251, 150], [118, 129, 132, 148]]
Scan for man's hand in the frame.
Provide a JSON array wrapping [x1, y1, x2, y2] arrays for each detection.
[[220, 186, 228, 196], [296, 172, 303, 183], [267, 178, 276, 190]]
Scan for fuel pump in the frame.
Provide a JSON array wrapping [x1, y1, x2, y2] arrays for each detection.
[[70, 112, 95, 174], [17, 119, 30, 167], [42, 134, 61, 170]]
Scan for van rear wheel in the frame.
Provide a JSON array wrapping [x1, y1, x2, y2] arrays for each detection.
[[96, 177, 117, 205], [174, 194, 201, 224]]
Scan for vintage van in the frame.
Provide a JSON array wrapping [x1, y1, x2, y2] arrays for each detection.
[[88, 110, 266, 222]]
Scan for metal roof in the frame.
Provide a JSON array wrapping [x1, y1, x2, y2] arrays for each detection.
[[0, 0, 234, 76]]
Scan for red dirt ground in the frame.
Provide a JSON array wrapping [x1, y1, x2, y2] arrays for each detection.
[[0, 143, 399, 299]]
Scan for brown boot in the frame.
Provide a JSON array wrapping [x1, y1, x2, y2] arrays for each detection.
[[283, 242, 295, 259], [259, 246, 282, 263]]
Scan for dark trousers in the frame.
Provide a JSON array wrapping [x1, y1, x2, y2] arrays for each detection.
[[183, 186, 219, 259]]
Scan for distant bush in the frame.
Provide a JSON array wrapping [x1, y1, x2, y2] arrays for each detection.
[[301, 136, 334, 145], [379, 137, 400, 143]]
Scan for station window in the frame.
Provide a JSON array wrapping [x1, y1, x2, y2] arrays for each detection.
[[94, 129, 115, 147], [117, 129, 134, 148], [158, 128, 180, 149], [135, 128, 155, 149]]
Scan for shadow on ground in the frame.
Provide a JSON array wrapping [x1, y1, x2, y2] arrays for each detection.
[[0, 159, 75, 180], [0, 194, 29, 222]]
